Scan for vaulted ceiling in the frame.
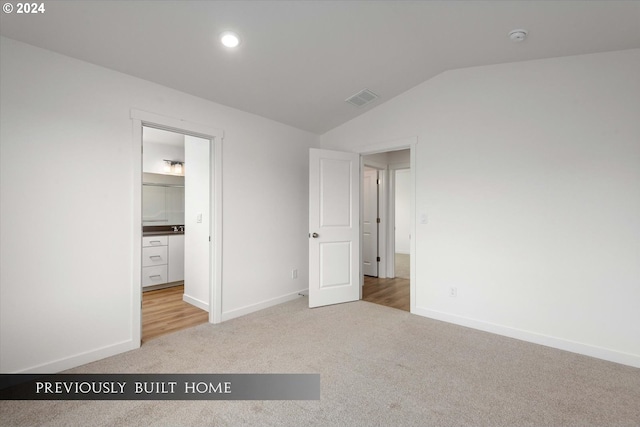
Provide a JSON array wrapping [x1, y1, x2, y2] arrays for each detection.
[[1, 1, 639, 134]]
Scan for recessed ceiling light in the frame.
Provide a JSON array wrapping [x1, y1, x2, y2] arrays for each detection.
[[220, 31, 241, 48]]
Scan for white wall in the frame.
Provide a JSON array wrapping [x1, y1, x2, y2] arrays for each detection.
[[394, 169, 411, 254], [142, 141, 185, 175], [321, 49, 640, 367], [388, 149, 410, 166], [0, 37, 317, 373], [183, 135, 210, 310]]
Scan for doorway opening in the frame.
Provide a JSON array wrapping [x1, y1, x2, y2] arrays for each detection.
[[141, 126, 209, 342], [131, 109, 223, 347], [361, 149, 411, 312]]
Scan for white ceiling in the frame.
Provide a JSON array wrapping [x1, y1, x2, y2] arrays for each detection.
[[1, 1, 639, 134], [143, 126, 185, 147]]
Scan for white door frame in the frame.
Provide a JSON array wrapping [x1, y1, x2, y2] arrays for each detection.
[[388, 162, 411, 278], [362, 162, 386, 278], [130, 109, 223, 346], [356, 136, 417, 313]]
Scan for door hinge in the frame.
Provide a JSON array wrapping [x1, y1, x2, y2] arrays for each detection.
[[376, 218, 381, 223], [376, 256, 381, 262]]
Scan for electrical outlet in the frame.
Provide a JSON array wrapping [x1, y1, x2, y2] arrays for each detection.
[[291, 269, 298, 279], [449, 287, 457, 297]]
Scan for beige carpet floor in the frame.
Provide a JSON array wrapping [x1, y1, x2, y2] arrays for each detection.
[[2, 297, 639, 426]]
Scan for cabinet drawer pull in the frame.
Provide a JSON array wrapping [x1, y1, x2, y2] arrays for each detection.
[[149, 255, 162, 260], [149, 240, 162, 245], [149, 275, 162, 279]]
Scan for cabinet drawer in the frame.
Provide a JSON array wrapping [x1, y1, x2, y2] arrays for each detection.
[[142, 265, 168, 287], [142, 246, 168, 267], [142, 236, 168, 247]]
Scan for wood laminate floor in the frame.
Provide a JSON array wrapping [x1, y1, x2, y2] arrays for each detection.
[[142, 284, 209, 343], [143, 279, 408, 343], [362, 276, 410, 312]]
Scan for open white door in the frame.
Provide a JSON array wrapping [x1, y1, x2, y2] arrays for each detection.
[[309, 148, 360, 308], [363, 167, 379, 277]]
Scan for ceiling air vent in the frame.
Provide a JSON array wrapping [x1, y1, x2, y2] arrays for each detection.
[[345, 88, 379, 107]]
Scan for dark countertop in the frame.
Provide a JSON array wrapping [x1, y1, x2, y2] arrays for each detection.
[[143, 225, 185, 237], [143, 231, 185, 236]]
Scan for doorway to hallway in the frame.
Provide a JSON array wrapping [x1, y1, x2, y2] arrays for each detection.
[[362, 149, 411, 312], [306, 140, 415, 312]]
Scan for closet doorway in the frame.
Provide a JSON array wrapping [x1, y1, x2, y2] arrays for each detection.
[[141, 126, 209, 342], [131, 109, 223, 347]]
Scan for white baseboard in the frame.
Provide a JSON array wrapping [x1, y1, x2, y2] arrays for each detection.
[[412, 306, 640, 368], [183, 294, 209, 312], [11, 339, 139, 374], [221, 290, 306, 322]]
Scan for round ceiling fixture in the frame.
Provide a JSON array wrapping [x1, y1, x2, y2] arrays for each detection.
[[509, 29, 528, 42], [220, 31, 241, 48]]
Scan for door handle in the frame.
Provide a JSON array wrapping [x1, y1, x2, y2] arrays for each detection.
[[311, 232, 319, 238]]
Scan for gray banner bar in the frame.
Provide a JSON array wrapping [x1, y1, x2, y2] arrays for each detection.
[[0, 374, 320, 400]]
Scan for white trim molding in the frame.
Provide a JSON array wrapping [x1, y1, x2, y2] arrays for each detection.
[[183, 294, 210, 312], [221, 291, 306, 322], [130, 109, 224, 139], [13, 340, 138, 374], [413, 306, 640, 369]]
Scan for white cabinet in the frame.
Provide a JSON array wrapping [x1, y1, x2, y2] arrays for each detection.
[[142, 234, 184, 288], [142, 186, 168, 225], [142, 236, 168, 287], [168, 234, 185, 283], [142, 176, 185, 226]]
